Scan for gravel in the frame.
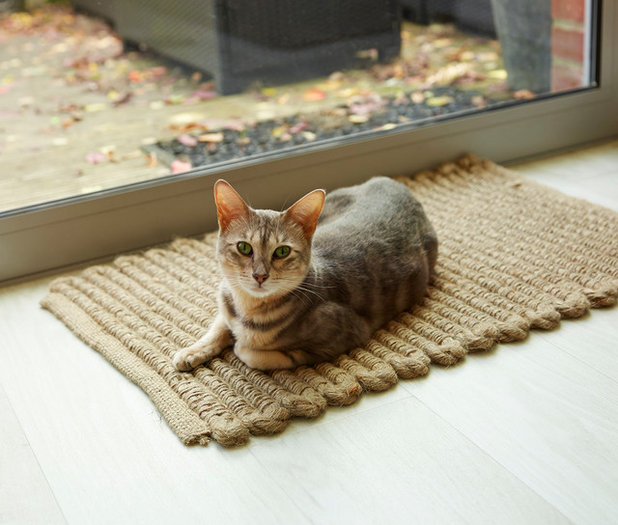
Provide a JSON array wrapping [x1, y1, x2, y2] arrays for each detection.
[[154, 86, 499, 169]]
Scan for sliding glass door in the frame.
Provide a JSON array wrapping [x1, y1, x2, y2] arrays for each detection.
[[0, 0, 616, 281]]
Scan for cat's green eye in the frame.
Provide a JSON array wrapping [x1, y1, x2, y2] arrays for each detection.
[[236, 242, 253, 256], [273, 245, 291, 259]]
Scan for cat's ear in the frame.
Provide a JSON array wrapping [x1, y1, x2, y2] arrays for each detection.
[[284, 189, 326, 238], [214, 179, 250, 232]]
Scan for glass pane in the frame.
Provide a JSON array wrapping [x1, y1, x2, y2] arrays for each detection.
[[0, 0, 598, 214]]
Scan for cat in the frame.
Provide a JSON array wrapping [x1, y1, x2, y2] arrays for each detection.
[[173, 176, 437, 371]]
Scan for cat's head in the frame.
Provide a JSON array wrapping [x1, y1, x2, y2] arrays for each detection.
[[214, 179, 325, 299]]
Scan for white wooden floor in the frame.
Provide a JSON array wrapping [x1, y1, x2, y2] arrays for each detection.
[[1, 139, 617, 525]]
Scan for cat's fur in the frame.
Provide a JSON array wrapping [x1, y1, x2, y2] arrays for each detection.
[[173, 176, 437, 371]]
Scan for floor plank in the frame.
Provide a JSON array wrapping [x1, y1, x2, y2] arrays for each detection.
[[404, 331, 618, 524], [536, 308, 618, 380], [0, 384, 67, 525], [250, 397, 569, 524]]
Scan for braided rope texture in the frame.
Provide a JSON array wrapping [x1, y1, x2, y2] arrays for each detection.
[[41, 155, 618, 447]]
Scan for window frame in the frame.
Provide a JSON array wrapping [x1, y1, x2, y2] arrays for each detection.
[[1, 0, 617, 283]]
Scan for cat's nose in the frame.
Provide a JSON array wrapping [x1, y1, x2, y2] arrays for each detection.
[[252, 272, 269, 285]]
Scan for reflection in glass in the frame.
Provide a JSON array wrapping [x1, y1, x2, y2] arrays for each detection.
[[0, 0, 597, 213]]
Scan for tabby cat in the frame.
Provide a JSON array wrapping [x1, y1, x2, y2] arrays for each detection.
[[173, 176, 437, 371]]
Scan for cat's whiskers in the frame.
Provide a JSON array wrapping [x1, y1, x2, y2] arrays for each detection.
[[294, 284, 325, 302], [222, 275, 253, 294], [274, 278, 326, 303], [287, 287, 314, 308]]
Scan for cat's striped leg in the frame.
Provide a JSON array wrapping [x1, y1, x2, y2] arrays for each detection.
[[173, 314, 233, 371]]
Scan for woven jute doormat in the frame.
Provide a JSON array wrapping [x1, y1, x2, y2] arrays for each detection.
[[41, 155, 618, 447]]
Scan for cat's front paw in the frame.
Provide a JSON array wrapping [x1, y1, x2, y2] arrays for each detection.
[[173, 346, 210, 372]]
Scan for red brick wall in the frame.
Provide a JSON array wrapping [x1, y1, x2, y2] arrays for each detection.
[[551, 0, 587, 91]]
